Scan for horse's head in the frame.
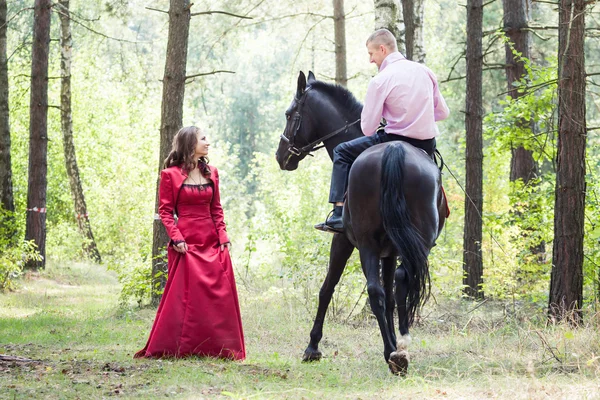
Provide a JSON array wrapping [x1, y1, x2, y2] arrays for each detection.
[[276, 71, 319, 170]]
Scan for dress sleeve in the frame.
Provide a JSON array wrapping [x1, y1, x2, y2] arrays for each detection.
[[158, 169, 185, 244], [210, 168, 230, 244]]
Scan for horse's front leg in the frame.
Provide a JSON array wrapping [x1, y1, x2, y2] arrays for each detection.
[[360, 247, 396, 364], [303, 233, 354, 362], [382, 257, 397, 347]]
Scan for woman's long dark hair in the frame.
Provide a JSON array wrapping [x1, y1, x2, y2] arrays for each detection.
[[163, 126, 211, 177]]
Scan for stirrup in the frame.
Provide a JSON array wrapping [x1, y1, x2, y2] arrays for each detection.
[[314, 208, 335, 231], [314, 223, 343, 233], [314, 209, 343, 233]]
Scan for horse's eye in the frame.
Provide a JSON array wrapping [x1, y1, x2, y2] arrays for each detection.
[[286, 115, 290, 120]]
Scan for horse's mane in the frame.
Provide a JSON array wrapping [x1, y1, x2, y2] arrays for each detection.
[[309, 81, 363, 119]]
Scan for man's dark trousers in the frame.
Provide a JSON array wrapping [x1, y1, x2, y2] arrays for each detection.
[[328, 130, 436, 203]]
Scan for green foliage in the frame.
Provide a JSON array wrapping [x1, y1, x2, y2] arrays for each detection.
[[0, 240, 41, 291], [106, 249, 168, 307], [231, 151, 364, 313], [3, 0, 599, 310], [584, 151, 600, 303], [484, 37, 558, 162], [107, 258, 154, 307], [0, 208, 42, 291], [480, 44, 559, 302], [481, 176, 555, 303]]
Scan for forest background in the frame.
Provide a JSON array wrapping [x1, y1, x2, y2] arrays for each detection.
[[1, 0, 600, 397], [1, 0, 600, 350]]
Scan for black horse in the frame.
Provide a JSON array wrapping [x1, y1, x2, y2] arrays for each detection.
[[276, 71, 447, 374]]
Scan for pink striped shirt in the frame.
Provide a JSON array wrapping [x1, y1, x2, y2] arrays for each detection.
[[361, 52, 450, 140]]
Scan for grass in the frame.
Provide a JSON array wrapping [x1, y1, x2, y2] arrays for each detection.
[[1, 262, 600, 399]]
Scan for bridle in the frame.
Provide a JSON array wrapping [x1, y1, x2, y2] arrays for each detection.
[[280, 86, 361, 159]]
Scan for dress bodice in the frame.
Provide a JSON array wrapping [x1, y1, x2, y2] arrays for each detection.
[[177, 183, 213, 219]]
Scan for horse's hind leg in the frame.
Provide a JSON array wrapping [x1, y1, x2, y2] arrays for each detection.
[[388, 264, 412, 376], [382, 257, 397, 347], [361, 247, 396, 363], [303, 233, 354, 362]]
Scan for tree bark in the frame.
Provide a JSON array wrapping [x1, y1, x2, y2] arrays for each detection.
[[401, 0, 414, 60], [0, 0, 14, 214], [373, 0, 406, 57], [503, 0, 537, 183], [549, 0, 586, 324], [413, 0, 425, 63], [463, 0, 484, 299], [58, 0, 101, 263], [401, 0, 425, 62], [151, 0, 191, 304], [24, 0, 51, 270], [333, 0, 347, 87]]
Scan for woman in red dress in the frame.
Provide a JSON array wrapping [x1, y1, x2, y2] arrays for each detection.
[[135, 126, 245, 360]]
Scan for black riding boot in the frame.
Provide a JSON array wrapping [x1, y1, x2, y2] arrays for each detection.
[[314, 206, 343, 232]]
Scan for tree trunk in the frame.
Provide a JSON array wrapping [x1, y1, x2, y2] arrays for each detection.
[[58, 0, 101, 263], [510, 146, 536, 182], [24, 0, 51, 270], [373, 0, 406, 57], [503, 0, 545, 265], [401, 0, 414, 60], [0, 0, 14, 215], [549, 0, 586, 324], [401, 0, 424, 62], [503, 0, 537, 183], [151, 0, 191, 304], [463, 0, 484, 299], [333, 0, 347, 87]]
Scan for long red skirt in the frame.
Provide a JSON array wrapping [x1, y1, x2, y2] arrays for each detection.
[[135, 186, 245, 360]]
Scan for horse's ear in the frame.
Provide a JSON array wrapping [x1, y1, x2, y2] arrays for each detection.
[[297, 71, 307, 97], [307, 71, 316, 84]]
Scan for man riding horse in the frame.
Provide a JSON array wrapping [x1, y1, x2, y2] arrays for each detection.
[[277, 29, 451, 375], [316, 29, 450, 233]]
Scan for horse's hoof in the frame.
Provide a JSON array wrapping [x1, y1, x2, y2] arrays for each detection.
[[388, 350, 409, 376], [302, 349, 322, 362]]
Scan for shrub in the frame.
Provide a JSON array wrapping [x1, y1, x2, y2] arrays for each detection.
[[0, 208, 42, 291]]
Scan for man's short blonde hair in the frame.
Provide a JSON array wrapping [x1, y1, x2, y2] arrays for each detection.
[[366, 29, 398, 52]]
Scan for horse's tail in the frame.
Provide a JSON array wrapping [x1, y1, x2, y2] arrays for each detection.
[[380, 142, 430, 326]]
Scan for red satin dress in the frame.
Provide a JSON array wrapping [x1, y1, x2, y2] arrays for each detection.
[[135, 182, 245, 360]]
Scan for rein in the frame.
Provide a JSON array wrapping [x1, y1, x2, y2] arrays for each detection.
[[280, 118, 361, 156]]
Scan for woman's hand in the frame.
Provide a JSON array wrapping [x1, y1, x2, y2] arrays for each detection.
[[220, 242, 231, 252], [174, 241, 188, 253]]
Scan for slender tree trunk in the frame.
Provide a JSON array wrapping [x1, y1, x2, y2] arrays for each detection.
[[24, 0, 51, 270], [58, 0, 101, 263], [151, 0, 191, 304], [374, 0, 406, 55], [401, 0, 424, 62], [463, 0, 484, 299], [503, 0, 537, 183], [333, 0, 347, 87], [412, 0, 425, 63], [549, 0, 586, 324], [401, 0, 414, 60], [0, 0, 14, 215]]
